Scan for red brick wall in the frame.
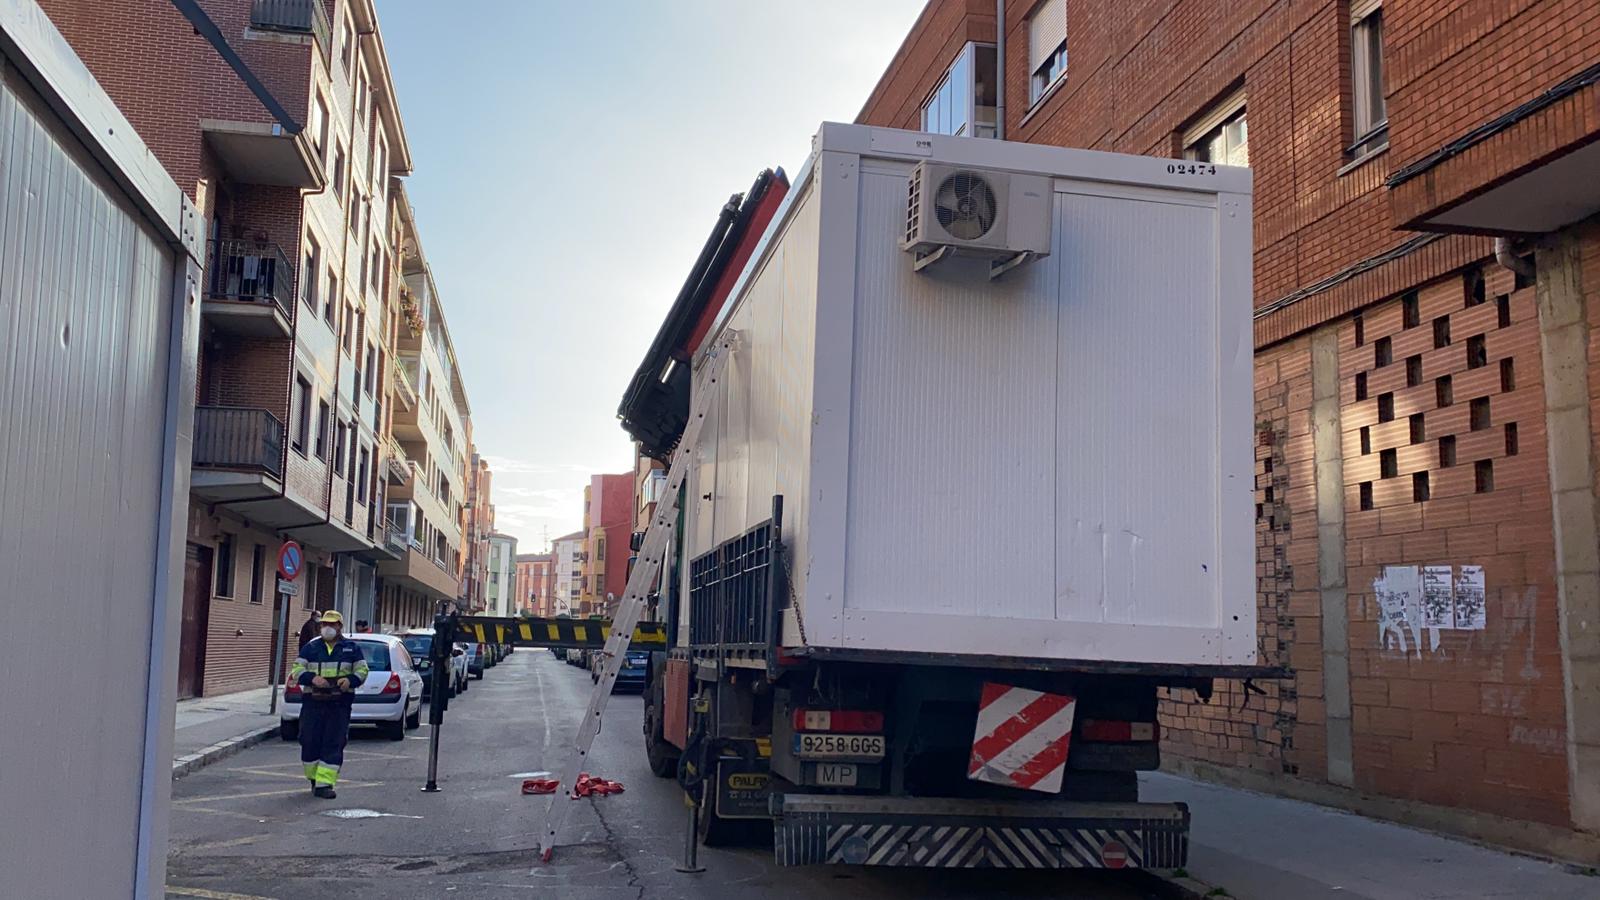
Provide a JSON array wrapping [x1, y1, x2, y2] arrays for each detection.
[[1340, 263, 1565, 825], [38, 0, 314, 200]]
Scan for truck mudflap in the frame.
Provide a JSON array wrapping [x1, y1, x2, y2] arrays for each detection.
[[772, 795, 1188, 869]]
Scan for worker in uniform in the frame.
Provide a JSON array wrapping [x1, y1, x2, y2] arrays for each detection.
[[289, 610, 369, 799]]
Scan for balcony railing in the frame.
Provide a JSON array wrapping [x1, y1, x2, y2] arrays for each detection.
[[250, 0, 330, 46], [193, 406, 284, 477], [383, 525, 409, 555], [207, 238, 293, 319]]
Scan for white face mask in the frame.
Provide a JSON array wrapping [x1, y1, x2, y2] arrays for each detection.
[[321, 626, 338, 641]]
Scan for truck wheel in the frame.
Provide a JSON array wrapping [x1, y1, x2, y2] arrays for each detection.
[[644, 688, 679, 778]]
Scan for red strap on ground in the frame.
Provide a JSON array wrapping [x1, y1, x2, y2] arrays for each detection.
[[521, 773, 625, 796], [521, 778, 559, 795]]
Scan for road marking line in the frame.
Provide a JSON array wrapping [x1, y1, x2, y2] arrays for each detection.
[[178, 806, 267, 822], [184, 835, 267, 851], [175, 782, 384, 804], [166, 885, 279, 900]]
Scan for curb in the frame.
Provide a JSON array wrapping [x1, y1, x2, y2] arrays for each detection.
[[171, 724, 280, 780], [1129, 869, 1227, 899]]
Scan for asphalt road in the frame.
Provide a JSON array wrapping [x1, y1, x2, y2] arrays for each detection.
[[166, 651, 1168, 899]]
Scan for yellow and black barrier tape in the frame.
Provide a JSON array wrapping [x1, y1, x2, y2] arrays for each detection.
[[452, 616, 667, 651]]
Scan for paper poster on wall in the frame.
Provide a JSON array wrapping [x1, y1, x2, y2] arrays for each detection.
[[1421, 566, 1455, 629], [1454, 565, 1486, 630], [1376, 565, 1422, 653]]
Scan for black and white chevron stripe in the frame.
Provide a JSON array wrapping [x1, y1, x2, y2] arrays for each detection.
[[778, 820, 1177, 868]]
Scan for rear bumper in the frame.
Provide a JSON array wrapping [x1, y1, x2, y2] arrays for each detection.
[[772, 794, 1188, 869]]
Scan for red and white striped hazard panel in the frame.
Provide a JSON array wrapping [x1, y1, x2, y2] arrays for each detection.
[[967, 682, 1076, 793]]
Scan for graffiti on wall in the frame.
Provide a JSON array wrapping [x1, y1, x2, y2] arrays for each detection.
[[1374, 564, 1486, 655]]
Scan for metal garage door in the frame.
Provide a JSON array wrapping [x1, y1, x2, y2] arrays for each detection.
[[0, 6, 199, 896]]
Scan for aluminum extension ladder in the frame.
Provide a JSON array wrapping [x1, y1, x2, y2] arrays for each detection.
[[536, 338, 732, 863]]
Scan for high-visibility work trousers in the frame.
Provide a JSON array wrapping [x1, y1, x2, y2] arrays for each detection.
[[299, 700, 352, 787]]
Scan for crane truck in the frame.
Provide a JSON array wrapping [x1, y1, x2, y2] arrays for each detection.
[[618, 122, 1269, 870]]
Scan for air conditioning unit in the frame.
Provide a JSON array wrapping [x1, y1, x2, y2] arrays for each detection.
[[900, 162, 1052, 271]]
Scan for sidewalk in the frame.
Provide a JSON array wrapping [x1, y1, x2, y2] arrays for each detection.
[[171, 686, 281, 778], [1141, 771, 1597, 899]]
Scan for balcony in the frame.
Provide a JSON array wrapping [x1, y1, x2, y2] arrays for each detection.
[[383, 435, 410, 484], [249, 0, 330, 45], [192, 406, 284, 477], [204, 239, 294, 338], [380, 524, 409, 560], [391, 362, 417, 411]]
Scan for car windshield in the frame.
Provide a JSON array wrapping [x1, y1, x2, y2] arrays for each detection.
[[401, 636, 431, 657], [354, 640, 391, 670]]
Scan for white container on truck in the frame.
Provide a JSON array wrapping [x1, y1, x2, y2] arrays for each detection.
[[625, 123, 1269, 869]]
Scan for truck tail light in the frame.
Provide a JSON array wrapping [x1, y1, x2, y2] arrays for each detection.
[[793, 709, 884, 733], [1079, 719, 1158, 742], [380, 673, 402, 695]]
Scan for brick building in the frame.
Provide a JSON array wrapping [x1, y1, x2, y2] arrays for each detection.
[[514, 552, 557, 616], [581, 473, 633, 616], [40, 0, 480, 694], [860, 0, 1599, 859], [552, 530, 586, 617], [461, 452, 495, 611]]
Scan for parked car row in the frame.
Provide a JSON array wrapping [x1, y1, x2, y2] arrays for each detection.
[[278, 627, 516, 742], [562, 645, 648, 693]]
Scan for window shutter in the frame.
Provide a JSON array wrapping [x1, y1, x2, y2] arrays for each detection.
[[1028, 0, 1067, 75]]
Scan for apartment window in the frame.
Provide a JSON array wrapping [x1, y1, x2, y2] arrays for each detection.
[[215, 535, 235, 598], [335, 421, 347, 470], [372, 137, 388, 195], [343, 302, 356, 355], [338, 10, 354, 71], [1349, 0, 1388, 158], [922, 43, 998, 138], [292, 375, 312, 454], [249, 544, 265, 604], [300, 235, 320, 312], [364, 344, 378, 395], [309, 91, 328, 157], [1184, 90, 1248, 166], [357, 447, 370, 506], [332, 143, 347, 200], [312, 399, 330, 459], [325, 270, 339, 324], [1027, 0, 1068, 103], [353, 62, 369, 125]]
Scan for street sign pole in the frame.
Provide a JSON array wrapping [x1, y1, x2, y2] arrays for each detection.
[[268, 541, 305, 716]]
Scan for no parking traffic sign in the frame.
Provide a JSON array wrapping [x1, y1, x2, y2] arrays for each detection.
[[277, 540, 303, 581]]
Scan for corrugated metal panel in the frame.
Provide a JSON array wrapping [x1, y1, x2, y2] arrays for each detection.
[[1053, 188, 1221, 629], [0, 68, 175, 897], [842, 169, 1058, 618], [776, 190, 818, 606], [714, 304, 752, 543]]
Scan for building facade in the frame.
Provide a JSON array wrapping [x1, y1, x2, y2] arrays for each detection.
[[580, 473, 633, 617], [515, 552, 557, 616], [376, 197, 474, 627], [551, 530, 585, 617], [458, 452, 493, 610], [862, 0, 1600, 858], [633, 450, 667, 618], [485, 533, 518, 618], [38, 0, 442, 696]]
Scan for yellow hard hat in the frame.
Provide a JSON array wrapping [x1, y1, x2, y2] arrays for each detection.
[[318, 610, 344, 624]]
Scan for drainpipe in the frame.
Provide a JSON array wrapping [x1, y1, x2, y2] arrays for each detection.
[[1494, 237, 1535, 281], [995, 0, 1006, 140]]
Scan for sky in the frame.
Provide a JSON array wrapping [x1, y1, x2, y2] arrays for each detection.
[[379, 1, 926, 554]]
